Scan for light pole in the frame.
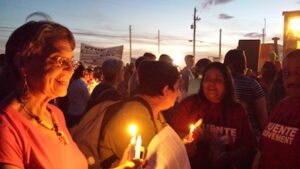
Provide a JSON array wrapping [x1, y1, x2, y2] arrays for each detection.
[[191, 7, 201, 57], [219, 29, 222, 60], [158, 30, 160, 55], [129, 25, 132, 62]]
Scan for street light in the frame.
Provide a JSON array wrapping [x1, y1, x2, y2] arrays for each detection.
[[188, 40, 204, 43]]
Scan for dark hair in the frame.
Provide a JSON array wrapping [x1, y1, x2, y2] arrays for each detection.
[[224, 49, 246, 75], [261, 61, 277, 83], [93, 66, 102, 81], [195, 58, 212, 76], [102, 59, 123, 81], [137, 61, 179, 96], [284, 49, 300, 63], [72, 62, 85, 80], [159, 54, 173, 64], [135, 56, 147, 68], [143, 52, 156, 60], [198, 62, 237, 105]]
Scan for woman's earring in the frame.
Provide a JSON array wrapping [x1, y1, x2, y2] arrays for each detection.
[[22, 74, 30, 100]]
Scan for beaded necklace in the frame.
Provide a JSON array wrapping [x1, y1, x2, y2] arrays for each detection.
[[22, 105, 69, 145]]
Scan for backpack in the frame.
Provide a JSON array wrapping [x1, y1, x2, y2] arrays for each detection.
[[70, 97, 152, 169], [70, 100, 119, 168]]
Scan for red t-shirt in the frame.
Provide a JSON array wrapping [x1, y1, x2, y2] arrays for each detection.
[[0, 104, 88, 169], [259, 97, 300, 169], [171, 95, 256, 169]]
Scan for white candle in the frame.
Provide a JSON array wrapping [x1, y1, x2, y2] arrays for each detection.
[[189, 124, 195, 141], [134, 135, 142, 159], [194, 118, 203, 128]]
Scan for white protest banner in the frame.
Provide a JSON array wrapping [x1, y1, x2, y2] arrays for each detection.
[[80, 43, 123, 66]]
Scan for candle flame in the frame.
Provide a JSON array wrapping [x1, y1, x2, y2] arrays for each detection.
[[129, 124, 137, 136], [190, 124, 195, 133]]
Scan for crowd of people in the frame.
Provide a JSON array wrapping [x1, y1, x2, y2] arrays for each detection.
[[0, 20, 299, 169]]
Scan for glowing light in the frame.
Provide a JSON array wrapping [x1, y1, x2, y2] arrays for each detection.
[[289, 17, 300, 32], [170, 52, 185, 68], [188, 124, 195, 141], [129, 124, 137, 136], [289, 17, 300, 38], [129, 124, 137, 144]]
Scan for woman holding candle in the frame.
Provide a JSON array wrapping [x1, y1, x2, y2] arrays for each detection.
[[171, 62, 256, 169]]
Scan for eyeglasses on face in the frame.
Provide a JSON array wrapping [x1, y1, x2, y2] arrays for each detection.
[[203, 78, 225, 84], [50, 56, 80, 69], [282, 69, 300, 79]]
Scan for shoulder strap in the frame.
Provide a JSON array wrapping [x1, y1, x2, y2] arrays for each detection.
[[95, 88, 116, 102], [99, 96, 157, 140], [99, 96, 157, 168], [128, 96, 158, 133]]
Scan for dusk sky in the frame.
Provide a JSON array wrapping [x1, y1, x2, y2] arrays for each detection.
[[0, 0, 299, 67]]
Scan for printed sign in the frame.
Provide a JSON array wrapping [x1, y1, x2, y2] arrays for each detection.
[[80, 43, 123, 66]]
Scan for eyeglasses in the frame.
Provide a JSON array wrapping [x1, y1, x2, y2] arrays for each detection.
[[203, 78, 225, 84], [50, 56, 80, 69], [282, 69, 300, 79]]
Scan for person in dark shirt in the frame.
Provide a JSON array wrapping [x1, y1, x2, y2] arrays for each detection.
[[224, 49, 268, 137], [85, 59, 124, 112], [259, 49, 300, 169], [171, 62, 256, 169]]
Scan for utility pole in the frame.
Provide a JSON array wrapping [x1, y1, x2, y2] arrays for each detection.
[[129, 25, 132, 62], [219, 29, 222, 60], [191, 7, 201, 57], [262, 18, 266, 43], [158, 30, 160, 55]]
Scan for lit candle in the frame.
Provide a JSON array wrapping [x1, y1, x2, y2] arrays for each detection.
[[194, 118, 203, 128], [129, 124, 137, 144], [134, 135, 142, 159], [189, 124, 195, 141]]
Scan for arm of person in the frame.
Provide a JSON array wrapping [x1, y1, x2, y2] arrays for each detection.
[[251, 79, 268, 130], [254, 96, 268, 130]]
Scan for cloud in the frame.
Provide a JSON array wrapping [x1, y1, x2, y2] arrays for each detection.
[[74, 31, 121, 38], [219, 13, 234, 19], [201, 0, 234, 9], [244, 32, 262, 38]]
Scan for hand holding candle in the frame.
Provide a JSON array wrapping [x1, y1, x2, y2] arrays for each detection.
[[128, 124, 143, 160], [184, 118, 203, 143]]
